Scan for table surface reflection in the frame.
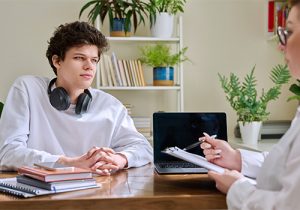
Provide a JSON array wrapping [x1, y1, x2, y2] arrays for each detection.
[[0, 164, 227, 210]]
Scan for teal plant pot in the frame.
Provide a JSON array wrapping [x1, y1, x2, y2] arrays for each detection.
[[110, 18, 131, 37], [153, 67, 174, 86]]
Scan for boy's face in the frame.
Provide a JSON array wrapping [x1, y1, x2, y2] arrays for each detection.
[[53, 45, 99, 92]]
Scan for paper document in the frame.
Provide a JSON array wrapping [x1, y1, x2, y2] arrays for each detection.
[[163, 147, 256, 185], [162, 147, 225, 173]]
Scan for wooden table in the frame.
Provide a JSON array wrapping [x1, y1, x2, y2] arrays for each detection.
[[0, 164, 227, 210]]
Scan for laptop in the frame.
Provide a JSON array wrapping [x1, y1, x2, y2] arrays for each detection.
[[153, 112, 227, 174]]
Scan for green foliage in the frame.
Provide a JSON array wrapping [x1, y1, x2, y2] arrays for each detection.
[[219, 64, 291, 122], [0, 102, 4, 118], [149, 0, 186, 14], [79, 0, 148, 33], [139, 44, 188, 67], [288, 79, 300, 101]]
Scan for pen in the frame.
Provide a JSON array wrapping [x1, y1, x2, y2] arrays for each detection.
[[182, 134, 217, 151]]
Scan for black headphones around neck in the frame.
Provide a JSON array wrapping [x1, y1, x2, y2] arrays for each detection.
[[47, 78, 92, 115]]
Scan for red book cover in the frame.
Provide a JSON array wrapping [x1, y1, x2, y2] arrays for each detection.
[[277, 3, 284, 27], [18, 166, 92, 182], [268, 1, 275, 32]]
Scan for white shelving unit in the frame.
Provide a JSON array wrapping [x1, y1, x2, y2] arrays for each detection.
[[95, 16, 184, 113]]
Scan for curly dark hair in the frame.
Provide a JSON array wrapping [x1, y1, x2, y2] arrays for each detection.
[[46, 21, 109, 75]]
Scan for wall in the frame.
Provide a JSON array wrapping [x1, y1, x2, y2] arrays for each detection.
[[183, 0, 297, 136], [0, 0, 297, 137]]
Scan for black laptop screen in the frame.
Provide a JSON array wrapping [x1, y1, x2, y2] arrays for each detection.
[[153, 112, 227, 162]]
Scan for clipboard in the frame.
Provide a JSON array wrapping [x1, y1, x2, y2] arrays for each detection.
[[162, 147, 256, 185], [162, 147, 225, 173]]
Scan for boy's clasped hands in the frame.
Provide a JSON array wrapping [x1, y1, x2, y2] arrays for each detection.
[[58, 146, 128, 175]]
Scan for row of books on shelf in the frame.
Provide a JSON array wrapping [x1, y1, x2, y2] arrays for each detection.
[[0, 164, 99, 198], [268, 0, 289, 35], [99, 53, 146, 87]]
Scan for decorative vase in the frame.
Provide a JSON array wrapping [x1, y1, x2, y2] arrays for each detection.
[[110, 18, 131, 37], [239, 121, 262, 145], [153, 66, 174, 86], [151, 12, 174, 38]]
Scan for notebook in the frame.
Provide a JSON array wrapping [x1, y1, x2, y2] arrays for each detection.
[[153, 112, 227, 174], [16, 175, 97, 191], [18, 166, 92, 182], [0, 177, 100, 198]]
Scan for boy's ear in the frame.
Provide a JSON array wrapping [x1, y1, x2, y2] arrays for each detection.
[[52, 55, 61, 68]]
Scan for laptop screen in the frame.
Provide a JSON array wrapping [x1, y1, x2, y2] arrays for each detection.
[[153, 112, 227, 163]]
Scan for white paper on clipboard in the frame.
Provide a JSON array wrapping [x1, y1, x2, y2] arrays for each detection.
[[162, 146, 256, 185], [162, 147, 225, 173]]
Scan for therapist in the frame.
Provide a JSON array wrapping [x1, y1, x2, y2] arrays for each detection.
[[0, 21, 152, 175], [201, 0, 300, 209]]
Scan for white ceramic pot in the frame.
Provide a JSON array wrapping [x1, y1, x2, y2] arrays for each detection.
[[151, 12, 174, 38], [239, 121, 262, 145]]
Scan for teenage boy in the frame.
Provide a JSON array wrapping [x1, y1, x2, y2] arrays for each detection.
[[0, 21, 152, 175]]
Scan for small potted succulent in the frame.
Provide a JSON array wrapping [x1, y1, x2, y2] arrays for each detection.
[[79, 0, 149, 37], [139, 44, 188, 86], [219, 64, 290, 145]]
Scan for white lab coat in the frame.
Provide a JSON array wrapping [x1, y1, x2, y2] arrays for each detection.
[[227, 107, 300, 209], [0, 75, 153, 170]]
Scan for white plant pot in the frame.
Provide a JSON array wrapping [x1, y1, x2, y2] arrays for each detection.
[[151, 12, 174, 38], [239, 121, 262, 146]]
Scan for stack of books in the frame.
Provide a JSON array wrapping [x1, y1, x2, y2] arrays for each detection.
[[124, 103, 134, 115], [0, 165, 99, 198], [132, 116, 152, 140]]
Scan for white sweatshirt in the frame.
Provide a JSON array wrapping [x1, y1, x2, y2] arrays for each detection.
[[227, 106, 300, 210], [0, 75, 153, 170]]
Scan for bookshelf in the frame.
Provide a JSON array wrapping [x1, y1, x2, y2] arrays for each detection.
[[265, 0, 288, 40], [94, 17, 184, 142], [95, 16, 184, 112]]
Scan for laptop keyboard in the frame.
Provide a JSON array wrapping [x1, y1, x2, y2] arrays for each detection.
[[157, 162, 200, 168]]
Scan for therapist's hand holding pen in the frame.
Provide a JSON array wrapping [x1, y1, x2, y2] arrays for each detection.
[[200, 132, 242, 172]]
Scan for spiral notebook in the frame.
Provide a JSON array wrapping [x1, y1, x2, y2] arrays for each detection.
[[0, 177, 100, 198]]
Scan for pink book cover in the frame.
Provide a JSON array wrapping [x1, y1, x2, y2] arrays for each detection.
[[18, 166, 92, 182]]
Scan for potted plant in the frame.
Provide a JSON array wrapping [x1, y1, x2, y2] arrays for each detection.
[[219, 64, 290, 145], [148, 0, 186, 38], [139, 44, 188, 86], [79, 0, 149, 37]]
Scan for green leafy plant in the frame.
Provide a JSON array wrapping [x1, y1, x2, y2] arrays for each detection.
[[139, 44, 188, 67], [149, 0, 186, 14], [288, 79, 300, 101], [79, 0, 149, 33], [219, 64, 290, 122]]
